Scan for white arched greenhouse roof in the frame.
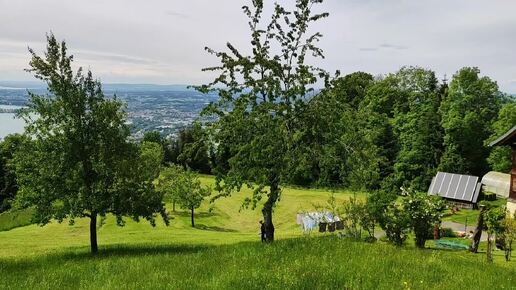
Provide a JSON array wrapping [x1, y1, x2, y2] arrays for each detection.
[[481, 171, 510, 198]]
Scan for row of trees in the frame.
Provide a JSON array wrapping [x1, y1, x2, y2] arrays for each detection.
[[153, 65, 515, 196], [321, 190, 516, 262], [336, 190, 445, 249], [142, 124, 211, 174]]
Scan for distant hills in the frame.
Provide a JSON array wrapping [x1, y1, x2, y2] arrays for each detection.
[[0, 81, 194, 92]]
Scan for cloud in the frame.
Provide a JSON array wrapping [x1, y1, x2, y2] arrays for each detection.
[[359, 43, 408, 52], [76, 50, 158, 65], [164, 10, 189, 19], [379, 43, 408, 50], [0, 0, 516, 93], [359, 47, 378, 52]]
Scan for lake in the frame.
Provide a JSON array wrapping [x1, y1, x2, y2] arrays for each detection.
[[0, 105, 25, 139]]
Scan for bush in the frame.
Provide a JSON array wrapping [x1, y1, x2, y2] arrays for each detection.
[[342, 196, 364, 240], [382, 203, 411, 246], [402, 190, 445, 248], [440, 227, 457, 238]]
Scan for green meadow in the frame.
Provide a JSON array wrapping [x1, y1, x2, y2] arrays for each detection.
[[0, 176, 514, 289]]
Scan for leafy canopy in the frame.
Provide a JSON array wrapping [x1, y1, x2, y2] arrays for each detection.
[[14, 33, 168, 228], [197, 0, 329, 207]]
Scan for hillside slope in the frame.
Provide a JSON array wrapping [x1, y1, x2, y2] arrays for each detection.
[[0, 176, 357, 258], [0, 176, 514, 290]]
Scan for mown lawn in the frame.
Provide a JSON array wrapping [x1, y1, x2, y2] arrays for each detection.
[[0, 176, 514, 289], [0, 176, 358, 258], [0, 208, 33, 232]]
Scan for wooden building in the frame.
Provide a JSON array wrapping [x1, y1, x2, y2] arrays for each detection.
[[489, 125, 516, 215]]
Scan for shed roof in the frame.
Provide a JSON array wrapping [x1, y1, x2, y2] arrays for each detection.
[[428, 172, 481, 203], [490, 125, 516, 147]]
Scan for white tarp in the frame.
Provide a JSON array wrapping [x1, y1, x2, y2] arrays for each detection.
[[296, 212, 340, 232]]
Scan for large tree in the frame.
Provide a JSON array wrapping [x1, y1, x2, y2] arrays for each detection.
[[286, 74, 381, 189], [14, 34, 168, 253], [360, 67, 443, 193], [487, 100, 516, 172], [197, 0, 329, 242], [0, 134, 27, 212], [390, 67, 442, 192], [439, 67, 502, 176]]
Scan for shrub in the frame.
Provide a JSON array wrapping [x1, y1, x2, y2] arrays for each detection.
[[440, 227, 457, 238], [501, 211, 516, 261], [382, 203, 411, 246], [402, 189, 446, 248], [342, 196, 364, 240]]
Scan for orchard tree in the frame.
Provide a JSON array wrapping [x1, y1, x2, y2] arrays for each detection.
[[14, 34, 169, 254], [155, 165, 182, 212], [175, 169, 211, 228], [402, 189, 445, 248], [196, 0, 329, 242], [156, 165, 211, 227]]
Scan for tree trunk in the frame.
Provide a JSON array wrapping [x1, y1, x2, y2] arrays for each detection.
[[191, 206, 195, 228], [506, 241, 512, 262], [262, 180, 280, 243], [470, 207, 486, 253], [90, 213, 98, 254], [487, 233, 493, 263]]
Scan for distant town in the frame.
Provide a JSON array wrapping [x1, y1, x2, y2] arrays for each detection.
[[0, 82, 218, 140]]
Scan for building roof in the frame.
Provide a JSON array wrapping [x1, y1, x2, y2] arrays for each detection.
[[490, 125, 516, 147], [428, 172, 481, 203]]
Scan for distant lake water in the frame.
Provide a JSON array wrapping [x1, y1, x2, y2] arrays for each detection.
[[0, 105, 25, 139]]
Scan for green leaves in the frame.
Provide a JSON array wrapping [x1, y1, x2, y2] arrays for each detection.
[[440, 67, 502, 176], [15, 33, 169, 236], [156, 165, 211, 214], [198, 0, 329, 206], [487, 101, 516, 172]]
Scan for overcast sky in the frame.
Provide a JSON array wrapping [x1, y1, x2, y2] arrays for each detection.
[[1, 0, 515, 92]]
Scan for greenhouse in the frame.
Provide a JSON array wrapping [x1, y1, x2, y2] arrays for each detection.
[[480, 171, 510, 198]]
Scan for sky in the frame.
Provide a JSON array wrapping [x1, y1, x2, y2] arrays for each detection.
[[1, 0, 516, 92]]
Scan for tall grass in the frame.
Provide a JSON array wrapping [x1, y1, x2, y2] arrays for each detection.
[[0, 237, 514, 290], [0, 176, 514, 289]]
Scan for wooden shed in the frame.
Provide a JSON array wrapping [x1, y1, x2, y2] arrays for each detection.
[[489, 125, 516, 215]]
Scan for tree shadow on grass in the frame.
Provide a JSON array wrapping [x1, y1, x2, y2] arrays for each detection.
[[194, 224, 238, 233], [66, 243, 211, 259], [0, 243, 212, 268], [172, 211, 219, 218]]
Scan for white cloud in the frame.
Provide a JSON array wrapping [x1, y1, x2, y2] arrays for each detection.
[[0, 0, 515, 92]]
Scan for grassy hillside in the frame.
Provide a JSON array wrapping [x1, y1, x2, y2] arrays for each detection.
[[0, 176, 358, 258], [0, 208, 33, 232], [0, 176, 514, 289]]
